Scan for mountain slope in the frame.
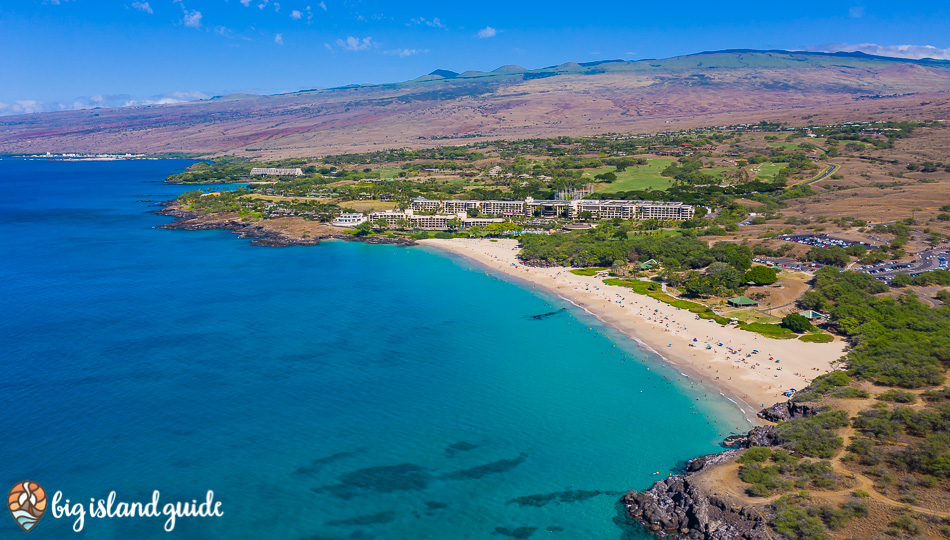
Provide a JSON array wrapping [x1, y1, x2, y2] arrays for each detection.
[[2, 50, 949, 158]]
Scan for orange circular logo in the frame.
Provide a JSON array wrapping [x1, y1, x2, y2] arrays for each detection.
[[8, 482, 46, 532]]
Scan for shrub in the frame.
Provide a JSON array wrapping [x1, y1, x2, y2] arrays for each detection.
[[739, 447, 773, 463], [777, 410, 849, 458], [783, 313, 815, 334], [877, 389, 917, 403]]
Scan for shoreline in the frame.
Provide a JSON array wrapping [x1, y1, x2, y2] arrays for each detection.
[[419, 238, 847, 415], [153, 202, 417, 247]]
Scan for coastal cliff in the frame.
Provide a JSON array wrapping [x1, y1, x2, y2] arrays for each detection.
[[154, 202, 415, 247], [621, 398, 819, 538]]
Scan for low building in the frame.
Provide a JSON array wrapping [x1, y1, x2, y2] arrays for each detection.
[[329, 213, 367, 227], [250, 168, 304, 177], [728, 296, 759, 308]]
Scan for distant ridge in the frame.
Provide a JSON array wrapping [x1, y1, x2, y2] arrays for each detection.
[[491, 64, 527, 73], [3, 48, 949, 157], [429, 69, 459, 79]]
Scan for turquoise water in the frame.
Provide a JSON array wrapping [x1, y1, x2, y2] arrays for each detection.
[[0, 159, 748, 539]]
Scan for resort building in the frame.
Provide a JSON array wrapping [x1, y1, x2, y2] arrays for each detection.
[[329, 213, 368, 227], [366, 209, 504, 231], [406, 197, 695, 221], [343, 197, 696, 231], [250, 167, 305, 177]]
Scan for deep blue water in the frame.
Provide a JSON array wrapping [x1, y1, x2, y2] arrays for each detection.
[[0, 159, 748, 539]]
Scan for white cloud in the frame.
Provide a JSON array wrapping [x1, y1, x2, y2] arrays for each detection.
[[806, 43, 950, 60], [0, 91, 212, 116], [183, 9, 202, 28], [335, 36, 375, 51], [409, 17, 446, 29], [384, 48, 428, 57], [257, 0, 269, 9], [477, 26, 497, 39], [318, 1, 326, 11], [214, 25, 232, 37], [240, 0, 251, 6], [848, 6, 865, 19], [324, 42, 332, 51], [291, 9, 302, 19], [131, 1, 153, 14], [0, 100, 47, 115], [274, 33, 284, 45]]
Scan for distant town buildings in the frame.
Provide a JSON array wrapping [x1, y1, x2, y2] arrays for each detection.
[[250, 167, 304, 177]]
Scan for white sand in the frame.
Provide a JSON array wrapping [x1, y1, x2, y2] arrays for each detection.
[[421, 238, 848, 417]]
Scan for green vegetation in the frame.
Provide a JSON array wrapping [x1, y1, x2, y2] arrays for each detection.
[[592, 159, 676, 192], [770, 493, 868, 540], [876, 389, 917, 403], [799, 334, 834, 344], [776, 410, 850, 458], [745, 265, 778, 285], [782, 313, 815, 334], [603, 278, 731, 324], [804, 266, 950, 388], [569, 267, 607, 276], [739, 322, 798, 339]]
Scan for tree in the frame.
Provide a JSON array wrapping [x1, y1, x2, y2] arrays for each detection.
[[466, 207, 480, 218], [353, 222, 373, 236], [782, 313, 814, 334], [446, 217, 462, 230], [396, 218, 410, 230], [374, 218, 389, 229], [578, 210, 594, 221], [891, 273, 912, 287], [745, 265, 778, 285], [936, 289, 950, 303]]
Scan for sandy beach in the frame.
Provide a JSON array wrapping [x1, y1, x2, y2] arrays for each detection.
[[421, 238, 848, 419]]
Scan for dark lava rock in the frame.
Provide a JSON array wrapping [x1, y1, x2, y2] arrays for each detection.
[[757, 400, 822, 423], [153, 203, 415, 248], [721, 426, 784, 449], [621, 476, 770, 539]]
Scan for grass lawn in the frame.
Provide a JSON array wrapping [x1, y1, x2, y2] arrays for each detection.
[[603, 279, 731, 324], [799, 333, 834, 343], [737, 322, 798, 339], [767, 142, 803, 150], [570, 267, 608, 276], [753, 163, 785, 180], [727, 309, 781, 324], [591, 159, 676, 193], [376, 167, 402, 179], [339, 200, 399, 212]]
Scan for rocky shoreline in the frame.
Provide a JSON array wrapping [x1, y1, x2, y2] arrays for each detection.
[[620, 397, 819, 539], [153, 201, 416, 247]]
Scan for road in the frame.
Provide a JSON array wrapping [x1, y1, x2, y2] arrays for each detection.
[[792, 163, 839, 187]]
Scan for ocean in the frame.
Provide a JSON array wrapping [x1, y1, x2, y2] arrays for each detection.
[[0, 159, 749, 539]]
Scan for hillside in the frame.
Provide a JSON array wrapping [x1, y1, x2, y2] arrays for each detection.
[[2, 50, 950, 158]]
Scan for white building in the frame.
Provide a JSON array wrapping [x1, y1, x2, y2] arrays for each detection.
[[329, 213, 368, 227], [406, 197, 695, 221], [250, 168, 304, 177]]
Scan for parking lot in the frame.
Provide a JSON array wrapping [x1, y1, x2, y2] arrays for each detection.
[[778, 233, 872, 249], [856, 249, 950, 283]]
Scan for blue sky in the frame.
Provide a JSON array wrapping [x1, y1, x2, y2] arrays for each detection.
[[1, 0, 949, 115]]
